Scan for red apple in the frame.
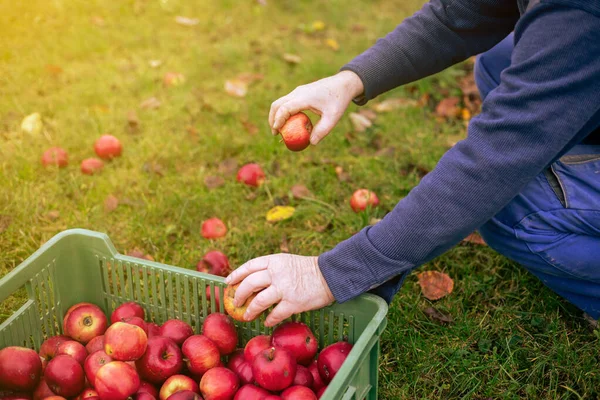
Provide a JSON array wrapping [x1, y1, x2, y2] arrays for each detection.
[[84, 350, 113, 387], [226, 351, 253, 385], [349, 189, 379, 213], [42, 397, 67, 400], [272, 322, 317, 367], [236, 163, 265, 187], [123, 316, 148, 333], [95, 361, 140, 400], [201, 218, 227, 239], [202, 313, 238, 355], [233, 384, 270, 400], [159, 375, 199, 400], [317, 341, 353, 384], [104, 321, 148, 361], [57, 341, 88, 365], [197, 251, 230, 277], [111, 302, 146, 323], [315, 387, 326, 399], [64, 303, 95, 320], [163, 72, 185, 87], [166, 390, 201, 400], [137, 381, 160, 398], [199, 367, 239, 400], [0, 346, 42, 391], [251, 347, 296, 392], [244, 335, 271, 363], [39, 335, 71, 363], [80, 158, 104, 175], [94, 134, 122, 159], [63, 303, 108, 344], [159, 320, 194, 346], [134, 393, 157, 400], [280, 386, 317, 400], [279, 112, 312, 152], [41, 147, 68, 168], [223, 283, 258, 322], [292, 365, 313, 388], [136, 336, 183, 384], [1, 393, 33, 400], [85, 335, 105, 354], [146, 323, 162, 338], [307, 360, 324, 393], [74, 388, 98, 400], [45, 355, 85, 397], [181, 335, 220, 376], [264, 396, 282, 400], [33, 378, 55, 400]]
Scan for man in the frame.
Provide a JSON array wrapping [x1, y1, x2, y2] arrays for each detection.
[[226, 0, 600, 327]]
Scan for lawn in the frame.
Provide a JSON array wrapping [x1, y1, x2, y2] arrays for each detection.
[[1, 0, 599, 398]]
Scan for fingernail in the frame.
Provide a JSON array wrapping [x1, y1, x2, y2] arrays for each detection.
[[243, 312, 250, 321]]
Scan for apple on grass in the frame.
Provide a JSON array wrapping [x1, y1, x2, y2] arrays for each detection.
[[84, 350, 113, 387], [159, 375, 199, 400], [272, 321, 317, 366], [104, 321, 148, 361], [201, 218, 227, 239], [136, 336, 183, 384], [244, 335, 272, 362], [41, 147, 68, 168], [223, 283, 258, 322], [197, 250, 230, 277], [57, 340, 88, 365], [199, 367, 239, 400], [181, 335, 221, 376], [80, 158, 104, 175], [63, 303, 108, 344], [349, 189, 379, 213], [94, 134, 122, 159], [45, 355, 85, 397], [0, 346, 42, 392], [317, 341, 353, 384], [278, 112, 312, 152], [281, 386, 318, 400], [236, 163, 265, 187], [233, 384, 271, 400], [251, 347, 296, 392], [111, 302, 145, 323], [95, 361, 140, 400], [202, 313, 238, 355], [85, 335, 105, 354], [159, 320, 194, 346]]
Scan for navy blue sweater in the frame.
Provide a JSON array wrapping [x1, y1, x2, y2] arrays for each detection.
[[318, 0, 600, 303]]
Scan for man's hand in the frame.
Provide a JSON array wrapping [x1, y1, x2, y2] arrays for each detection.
[[225, 254, 335, 327], [269, 70, 364, 145]]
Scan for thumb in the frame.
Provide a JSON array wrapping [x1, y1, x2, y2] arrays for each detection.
[[310, 115, 338, 145]]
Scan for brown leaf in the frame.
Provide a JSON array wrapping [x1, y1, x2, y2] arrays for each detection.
[[311, 221, 333, 233], [435, 97, 461, 119], [224, 79, 247, 98], [186, 126, 198, 137], [245, 191, 258, 201], [335, 166, 351, 182], [45, 64, 63, 76], [423, 307, 453, 324], [459, 73, 479, 98], [104, 195, 119, 212], [374, 146, 395, 158], [417, 271, 454, 301], [351, 24, 366, 32], [90, 16, 105, 27], [127, 110, 139, 130], [139, 97, 161, 110], [280, 234, 290, 253], [46, 210, 60, 221], [127, 249, 154, 261], [0, 215, 12, 234], [290, 184, 312, 199], [218, 158, 238, 176], [175, 16, 199, 26], [349, 112, 372, 133], [241, 120, 259, 135], [358, 109, 377, 121], [282, 53, 302, 64], [204, 175, 225, 189], [372, 98, 418, 113], [462, 231, 487, 246]]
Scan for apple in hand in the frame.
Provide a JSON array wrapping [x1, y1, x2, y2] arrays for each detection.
[[279, 112, 312, 152], [159, 320, 194, 346], [57, 340, 88, 365], [84, 350, 113, 386], [201, 218, 227, 239], [199, 367, 239, 400], [349, 189, 379, 212], [317, 341, 353, 384], [244, 335, 271, 363], [0, 346, 42, 391], [236, 163, 265, 187], [136, 336, 183, 384], [95, 361, 140, 400], [104, 322, 148, 361], [111, 302, 145, 323], [181, 335, 220, 376], [94, 134, 122, 159], [197, 251, 230, 277], [80, 158, 104, 175], [159, 375, 199, 400], [272, 321, 317, 366], [280, 386, 317, 400], [223, 283, 258, 322], [202, 313, 238, 355], [251, 347, 296, 392], [63, 303, 108, 344], [41, 147, 68, 168], [45, 355, 85, 397]]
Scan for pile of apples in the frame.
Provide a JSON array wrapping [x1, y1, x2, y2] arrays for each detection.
[[0, 301, 352, 400]]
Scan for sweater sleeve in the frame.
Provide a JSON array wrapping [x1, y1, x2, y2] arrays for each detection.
[[341, 0, 519, 104], [319, 3, 600, 303]]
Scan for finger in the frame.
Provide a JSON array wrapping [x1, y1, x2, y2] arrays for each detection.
[[310, 114, 338, 145], [244, 285, 281, 321], [234, 270, 271, 307], [264, 301, 295, 327], [272, 100, 311, 132], [269, 97, 287, 134], [225, 256, 270, 285]]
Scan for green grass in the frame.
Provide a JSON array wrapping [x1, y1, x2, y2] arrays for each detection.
[[1, 0, 599, 398]]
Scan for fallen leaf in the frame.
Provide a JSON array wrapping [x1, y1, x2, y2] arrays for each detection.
[[282, 53, 302, 64], [127, 249, 154, 261], [104, 195, 119, 212], [163, 72, 186, 87], [90, 16, 105, 26], [0, 215, 12, 234], [310, 221, 333, 233], [290, 184, 312, 199], [417, 271, 454, 301], [266, 206, 295, 222], [462, 231, 487, 246], [204, 175, 225, 189], [186, 126, 198, 137], [241, 120, 259, 135], [325, 38, 340, 51], [351, 24, 366, 32], [218, 158, 238, 176], [423, 307, 453, 324], [280, 234, 290, 253], [312, 20, 326, 31], [461, 108, 471, 121], [45, 64, 63, 76], [21, 113, 43, 134], [224, 79, 247, 98], [127, 110, 139, 130], [273, 197, 288, 206], [358, 109, 377, 121], [175, 16, 199, 26], [459, 73, 479, 98], [372, 98, 418, 113], [46, 210, 60, 221], [435, 97, 461, 119], [149, 59, 162, 68], [399, 163, 430, 178], [139, 97, 161, 110], [374, 146, 395, 157], [349, 112, 372, 132], [335, 166, 351, 182]]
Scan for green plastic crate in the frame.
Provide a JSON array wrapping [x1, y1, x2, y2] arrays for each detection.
[[0, 229, 387, 400]]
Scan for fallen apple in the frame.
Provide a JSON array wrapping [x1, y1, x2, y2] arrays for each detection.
[[236, 163, 265, 187], [251, 347, 296, 392], [94, 134, 122, 159], [201, 218, 227, 239], [199, 367, 239, 400], [317, 341, 353, 384], [181, 335, 220, 376], [279, 112, 312, 152], [44, 355, 85, 397], [223, 283, 258, 322], [196, 250, 230, 277], [136, 336, 183, 384], [243, 335, 271, 363], [349, 189, 379, 213], [159, 375, 199, 400], [0, 346, 42, 391], [95, 361, 140, 400], [202, 313, 238, 355], [280, 385, 317, 400], [41, 147, 68, 168], [111, 302, 146, 323], [84, 350, 113, 387], [272, 321, 317, 366], [104, 322, 148, 361], [63, 303, 108, 344], [159, 320, 194, 346], [80, 158, 104, 175], [56, 340, 88, 365]]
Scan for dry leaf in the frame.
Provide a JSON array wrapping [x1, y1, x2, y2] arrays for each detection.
[[461, 108, 471, 121], [282, 53, 302, 64], [175, 16, 199, 26], [204, 175, 225, 189], [435, 97, 461, 118], [290, 184, 312, 199], [417, 271, 454, 301], [312, 21, 326, 31], [46, 210, 60, 221], [245, 191, 258, 201], [459, 73, 479, 97], [225, 79, 247, 98], [325, 38, 340, 51], [104, 195, 119, 212], [149, 59, 162, 68], [462, 231, 487, 246], [45, 64, 63, 76], [372, 98, 418, 113], [218, 158, 238, 176], [358, 109, 377, 121], [90, 16, 105, 27], [21, 113, 43, 134], [335, 166, 351, 182], [280, 234, 290, 253], [163, 72, 186, 87], [351, 24, 366, 32], [0, 215, 12, 234], [266, 206, 295, 222], [127, 249, 154, 261], [242, 120, 259, 135], [127, 110, 139, 130], [349, 112, 372, 132], [237, 72, 264, 85], [139, 97, 161, 109], [423, 307, 453, 324]]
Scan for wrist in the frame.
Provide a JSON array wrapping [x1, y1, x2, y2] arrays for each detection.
[[313, 256, 335, 304], [336, 70, 364, 100]]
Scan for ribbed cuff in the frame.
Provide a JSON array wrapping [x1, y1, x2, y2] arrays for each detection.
[[340, 64, 371, 106]]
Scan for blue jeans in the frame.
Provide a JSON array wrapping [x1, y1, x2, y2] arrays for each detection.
[[475, 33, 600, 318]]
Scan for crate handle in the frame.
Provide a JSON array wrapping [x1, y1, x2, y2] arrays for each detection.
[[341, 385, 357, 400]]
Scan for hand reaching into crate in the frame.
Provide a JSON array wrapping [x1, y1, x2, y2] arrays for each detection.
[[225, 254, 335, 327]]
